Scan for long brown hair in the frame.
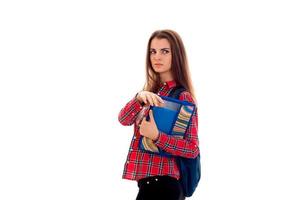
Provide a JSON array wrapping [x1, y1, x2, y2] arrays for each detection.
[[143, 29, 197, 102]]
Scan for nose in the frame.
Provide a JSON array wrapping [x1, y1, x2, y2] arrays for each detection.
[[153, 52, 162, 61]]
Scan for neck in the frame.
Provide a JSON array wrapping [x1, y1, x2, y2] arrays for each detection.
[[160, 71, 174, 83]]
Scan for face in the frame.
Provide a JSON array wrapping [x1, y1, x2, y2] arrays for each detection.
[[150, 38, 172, 75]]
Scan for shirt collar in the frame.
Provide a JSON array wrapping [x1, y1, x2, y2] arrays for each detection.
[[160, 80, 177, 89]]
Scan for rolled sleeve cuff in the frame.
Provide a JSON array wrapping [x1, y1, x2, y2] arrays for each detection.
[[132, 98, 143, 111], [154, 131, 168, 149], [134, 93, 145, 107]]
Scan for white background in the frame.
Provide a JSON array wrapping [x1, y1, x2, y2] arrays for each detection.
[[1, 0, 300, 199]]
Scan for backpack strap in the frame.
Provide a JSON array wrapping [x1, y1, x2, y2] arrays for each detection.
[[169, 85, 201, 197], [168, 86, 186, 99]]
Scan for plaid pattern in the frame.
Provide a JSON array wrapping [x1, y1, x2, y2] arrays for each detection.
[[118, 80, 199, 181]]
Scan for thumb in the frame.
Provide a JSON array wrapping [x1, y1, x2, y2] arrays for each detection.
[[149, 109, 154, 121]]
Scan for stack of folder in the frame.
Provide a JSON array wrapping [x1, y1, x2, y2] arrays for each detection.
[[139, 95, 196, 156]]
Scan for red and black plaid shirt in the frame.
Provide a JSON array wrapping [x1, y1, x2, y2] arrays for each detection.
[[118, 80, 199, 181]]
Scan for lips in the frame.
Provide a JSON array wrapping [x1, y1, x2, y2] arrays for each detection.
[[154, 63, 163, 66]]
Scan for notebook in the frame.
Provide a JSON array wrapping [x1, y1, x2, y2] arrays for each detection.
[[139, 95, 196, 156]]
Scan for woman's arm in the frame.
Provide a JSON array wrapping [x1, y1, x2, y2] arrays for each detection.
[[118, 91, 164, 126], [118, 93, 144, 126], [154, 91, 199, 158]]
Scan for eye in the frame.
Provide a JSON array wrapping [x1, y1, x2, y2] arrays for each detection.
[[149, 50, 156, 54], [161, 49, 170, 54]]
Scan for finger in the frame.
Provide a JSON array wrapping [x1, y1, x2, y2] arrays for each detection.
[[157, 99, 164, 107], [140, 131, 144, 136], [157, 101, 164, 107], [150, 95, 158, 106], [156, 95, 164, 104], [146, 94, 154, 106], [148, 110, 154, 121], [141, 96, 148, 105]]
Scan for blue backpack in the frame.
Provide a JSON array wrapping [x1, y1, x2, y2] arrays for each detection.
[[169, 86, 201, 197]]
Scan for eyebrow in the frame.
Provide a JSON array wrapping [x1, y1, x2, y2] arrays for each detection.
[[150, 48, 171, 51]]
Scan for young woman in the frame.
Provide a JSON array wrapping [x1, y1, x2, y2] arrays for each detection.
[[118, 29, 199, 200]]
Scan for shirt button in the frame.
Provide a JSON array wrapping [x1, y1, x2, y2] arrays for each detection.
[[130, 148, 133, 151], [133, 136, 136, 139], [146, 181, 150, 184], [127, 161, 130, 164], [139, 106, 142, 109], [163, 82, 166, 85], [155, 178, 158, 181], [131, 113, 135, 116]]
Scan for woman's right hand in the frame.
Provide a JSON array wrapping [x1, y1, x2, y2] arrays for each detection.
[[136, 91, 164, 107]]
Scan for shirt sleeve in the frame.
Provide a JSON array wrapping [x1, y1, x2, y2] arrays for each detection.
[[118, 93, 144, 126], [154, 91, 199, 158]]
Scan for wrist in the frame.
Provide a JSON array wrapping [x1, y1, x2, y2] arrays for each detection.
[[136, 91, 145, 105], [153, 130, 159, 141]]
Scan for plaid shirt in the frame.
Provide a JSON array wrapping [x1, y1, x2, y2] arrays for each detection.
[[118, 80, 199, 181]]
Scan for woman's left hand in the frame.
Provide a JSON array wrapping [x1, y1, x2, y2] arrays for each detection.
[[139, 110, 159, 141]]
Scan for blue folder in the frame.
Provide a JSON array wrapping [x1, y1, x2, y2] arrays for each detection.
[[139, 95, 196, 156]]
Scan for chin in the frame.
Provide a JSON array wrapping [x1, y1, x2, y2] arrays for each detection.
[[153, 68, 167, 73]]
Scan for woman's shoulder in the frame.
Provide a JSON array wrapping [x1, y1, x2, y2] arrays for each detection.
[[178, 90, 196, 104]]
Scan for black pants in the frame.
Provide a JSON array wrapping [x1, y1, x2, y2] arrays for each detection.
[[136, 176, 185, 200]]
